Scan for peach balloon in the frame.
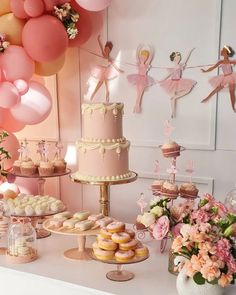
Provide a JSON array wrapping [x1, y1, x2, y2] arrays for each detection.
[[0, 45, 35, 82], [13, 79, 29, 95], [35, 53, 65, 76], [0, 81, 20, 108], [10, 81, 52, 125], [22, 15, 68, 62], [69, 2, 92, 47], [75, 0, 111, 11], [0, 0, 11, 16], [0, 109, 25, 133], [0, 13, 26, 45], [24, 0, 45, 17], [10, 0, 29, 19], [0, 128, 20, 170]]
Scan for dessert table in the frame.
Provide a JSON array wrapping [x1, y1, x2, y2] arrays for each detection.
[[0, 233, 235, 295]]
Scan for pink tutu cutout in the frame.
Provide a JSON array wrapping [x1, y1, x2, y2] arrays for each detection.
[[91, 65, 119, 81], [209, 73, 236, 88], [160, 78, 196, 95], [127, 74, 155, 88]]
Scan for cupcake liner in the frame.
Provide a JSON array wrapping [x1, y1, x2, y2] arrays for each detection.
[[38, 167, 54, 176], [20, 167, 37, 176], [13, 166, 21, 174], [54, 165, 66, 174]]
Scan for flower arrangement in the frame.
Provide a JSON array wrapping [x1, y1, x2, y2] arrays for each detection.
[[172, 194, 236, 287], [136, 196, 194, 241], [0, 131, 11, 177], [0, 33, 10, 53], [54, 3, 80, 39]]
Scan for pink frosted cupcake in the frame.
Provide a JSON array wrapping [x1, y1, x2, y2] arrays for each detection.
[[20, 159, 37, 176], [38, 161, 54, 176], [13, 160, 21, 174], [151, 179, 164, 191], [53, 158, 67, 173], [161, 141, 181, 158]]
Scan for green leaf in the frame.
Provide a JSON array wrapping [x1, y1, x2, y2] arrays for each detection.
[[193, 272, 206, 285], [208, 278, 218, 285]]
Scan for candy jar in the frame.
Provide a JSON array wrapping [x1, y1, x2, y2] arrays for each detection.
[[225, 188, 236, 213], [7, 217, 37, 263]]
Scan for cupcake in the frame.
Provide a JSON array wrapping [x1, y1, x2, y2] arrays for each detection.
[[38, 161, 54, 176], [151, 179, 164, 191], [53, 158, 67, 173], [20, 159, 37, 176], [161, 181, 179, 199], [179, 183, 199, 199], [161, 141, 181, 158]]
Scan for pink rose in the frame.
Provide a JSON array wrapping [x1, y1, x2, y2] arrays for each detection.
[[191, 209, 210, 223], [152, 215, 170, 240]]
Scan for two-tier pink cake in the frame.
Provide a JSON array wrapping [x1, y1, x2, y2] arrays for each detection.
[[75, 102, 132, 182]]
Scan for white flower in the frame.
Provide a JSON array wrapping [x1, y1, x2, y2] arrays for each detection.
[[150, 205, 163, 217], [140, 212, 156, 227]]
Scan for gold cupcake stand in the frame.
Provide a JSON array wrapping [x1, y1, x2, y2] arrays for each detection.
[[70, 171, 138, 216]]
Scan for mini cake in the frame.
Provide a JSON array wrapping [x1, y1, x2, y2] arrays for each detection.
[[53, 158, 67, 173], [151, 179, 164, 191], [179, 183, 199, 199], [20, 159, 37, 176], [161, 141, 181, 158], [161, 181, 179, 199], [38, 161, 54, 176]]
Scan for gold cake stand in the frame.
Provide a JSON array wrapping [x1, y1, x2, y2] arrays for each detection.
[[70, 172, 138, 216]]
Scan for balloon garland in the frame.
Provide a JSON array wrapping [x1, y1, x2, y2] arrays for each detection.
[[0, 0, 111, 134]]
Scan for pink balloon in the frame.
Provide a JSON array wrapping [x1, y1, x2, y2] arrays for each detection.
[[0, 108, 25, 133], [75, 0, 111, 11], [22, 15, 68, 62], [0, 45, 35, 82], [10, 81, 52, 125], [24, 0, 45, 17], [0, 81, 20, 108], [10, 0, 29, 19], [69, 1, 92, 47], [43, 0, 71, 11], [0, 128, 20, 170], [13, 79, 29, 95]]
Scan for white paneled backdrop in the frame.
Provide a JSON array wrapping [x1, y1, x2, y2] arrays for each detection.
[[16, 0, 236, 223]]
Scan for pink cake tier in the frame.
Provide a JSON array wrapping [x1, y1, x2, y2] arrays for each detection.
[[82, 103, 124, 141], [75, 102, 132, 182]]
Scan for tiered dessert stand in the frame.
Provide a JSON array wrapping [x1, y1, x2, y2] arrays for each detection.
[[70, 172, 138, 216], [91, 252, 149, 282], [8, 169, 70, 239], [43, 219, 100, 260]]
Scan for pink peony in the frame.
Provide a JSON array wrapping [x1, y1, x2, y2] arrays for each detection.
[[191, 209, 210, 223], [216, 238, 231, 260], [152, 215, 170, 240]]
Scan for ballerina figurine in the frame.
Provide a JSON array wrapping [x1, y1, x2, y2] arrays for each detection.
[[201, 45, 236, 112], [84, 35, 123, 102], [159, 49, 196, 118], [127, 44, 155, 113]]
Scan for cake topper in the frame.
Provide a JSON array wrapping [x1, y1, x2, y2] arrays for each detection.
[[185, 159, 194, 183], [54, 142, 63, 159], [137, 193, 147, 214], [23, 139, 30, 158], [201, 45, 236, 112], [84, 35, 123, 102], [154, 160, 160, 179], [158, 49, 196, 118], [127, 44, 155, 113], [17, 142, 25, 161], [163, 119, 174, 141]]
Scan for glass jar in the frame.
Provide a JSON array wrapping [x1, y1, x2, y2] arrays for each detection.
[[7, 217, 37, 263], [225, 189, 236, 213]]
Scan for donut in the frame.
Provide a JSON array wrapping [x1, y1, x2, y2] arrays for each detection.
[[98, 238, 117, 251], [135, 244, 149, 257], [111, 232, 131, 244], [99, 228, 112, 239], [94, 248, 114, 261], [115, 250, 134, 263], [119, 239, 138, 251], [125, 229, 135, 239], [106, 221, 125, 233]]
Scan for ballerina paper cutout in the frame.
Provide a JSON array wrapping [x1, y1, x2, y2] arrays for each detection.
[[158, 49, 197, 118], [201, 45, 236, 112], [84, 35, 123, 102], [127, 44, 155, 113]]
